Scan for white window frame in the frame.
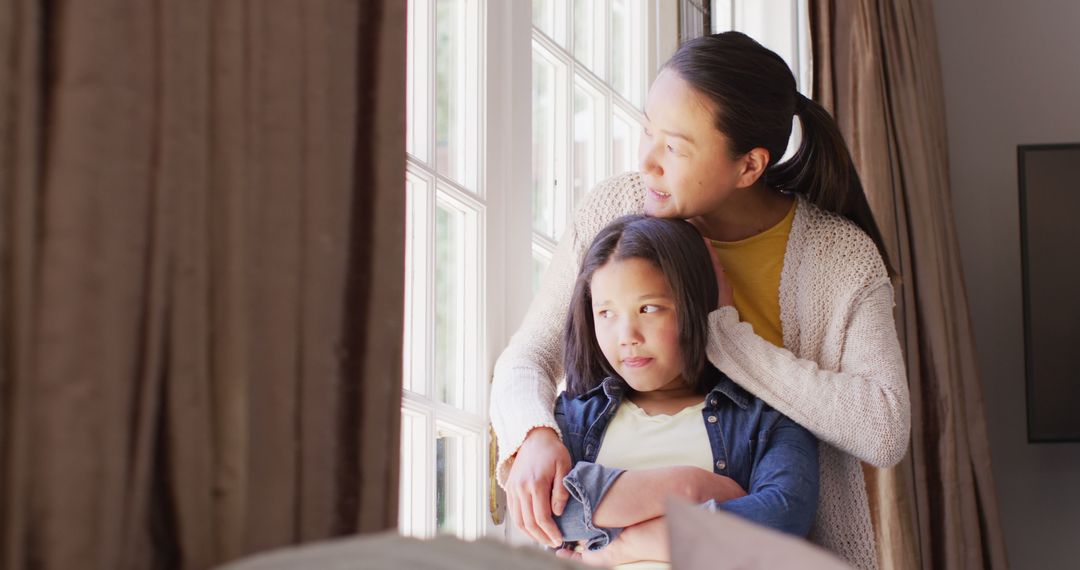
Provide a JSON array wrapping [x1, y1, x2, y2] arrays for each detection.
[[402, 0, 489, 541], [403, 0, 811, 544]]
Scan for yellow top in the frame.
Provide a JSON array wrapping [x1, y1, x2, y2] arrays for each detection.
[[710, 201, 796, 348]]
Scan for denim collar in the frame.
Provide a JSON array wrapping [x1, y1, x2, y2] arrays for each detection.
[[705, 372, 751, 410], [574, 368, 750, 410]]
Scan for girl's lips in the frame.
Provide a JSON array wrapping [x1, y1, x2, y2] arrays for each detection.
[[622, 357, 654, 368], [647, 187, 670, 200]]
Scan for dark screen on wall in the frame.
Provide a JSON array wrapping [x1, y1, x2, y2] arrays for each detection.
[[1019, 144, 1080, 442]]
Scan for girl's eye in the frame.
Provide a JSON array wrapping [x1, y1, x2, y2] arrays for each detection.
[[641, 305, 660, 314], [597, 309, 612, 319]]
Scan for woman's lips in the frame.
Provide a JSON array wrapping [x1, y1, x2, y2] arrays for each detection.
[[647, 187, 670, 201], [622, 357, 654, 368]]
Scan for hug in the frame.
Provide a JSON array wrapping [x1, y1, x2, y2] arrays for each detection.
[[491, 31, 910, 570]]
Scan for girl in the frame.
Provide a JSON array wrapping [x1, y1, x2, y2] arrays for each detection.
[[492, 32, 909, 569], [550, 215, 818, 568]]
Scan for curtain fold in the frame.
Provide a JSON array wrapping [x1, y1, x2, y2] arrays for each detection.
[[810, 1, 1008, 568], [0, 1, 405, 568]]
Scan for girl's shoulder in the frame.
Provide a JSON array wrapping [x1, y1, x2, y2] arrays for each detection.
[[788, 197, 889, 285]]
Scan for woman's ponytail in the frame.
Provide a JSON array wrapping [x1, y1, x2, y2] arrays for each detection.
[[768, 94, 896, 276]]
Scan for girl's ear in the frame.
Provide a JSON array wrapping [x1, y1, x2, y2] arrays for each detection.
[[735, 147, 770, 189]]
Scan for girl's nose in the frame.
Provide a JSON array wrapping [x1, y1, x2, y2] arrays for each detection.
[[618, 318, 643, 346]]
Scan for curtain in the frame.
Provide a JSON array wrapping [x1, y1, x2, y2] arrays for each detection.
[[0, 1, 406, 568], [810, 1, 1008, 568]]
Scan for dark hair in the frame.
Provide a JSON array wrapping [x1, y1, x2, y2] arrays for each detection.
[[563, 215, 719, 397], [664, 32, 895, 276]]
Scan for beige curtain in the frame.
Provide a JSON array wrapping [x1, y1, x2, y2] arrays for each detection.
[[810, 1, 1008, 568], [0, 1, 405, 568]]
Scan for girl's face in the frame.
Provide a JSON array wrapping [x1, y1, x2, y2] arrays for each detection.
[[639, 70, 750, 219], [590, 257, 685, 393]]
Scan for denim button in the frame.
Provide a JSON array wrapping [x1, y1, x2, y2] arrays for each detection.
[[585, 444, 593, 456], [709, 398, 718, 406], [707, 415, 718, 423], [716, 459, 727, 470]]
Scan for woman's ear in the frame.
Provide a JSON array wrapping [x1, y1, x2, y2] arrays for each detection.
[[735, 147, 771, 189]]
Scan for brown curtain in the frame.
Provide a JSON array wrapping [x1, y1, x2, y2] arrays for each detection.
[[810, 1, 1008, 568], [0, 1, 406, 569]]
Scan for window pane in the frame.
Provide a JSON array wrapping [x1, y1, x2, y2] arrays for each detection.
[[612, 108, 640, 176], [434, 426, 480, 538], [573, 81, 602, 204], [399, 409, 429, 537], [735, 0, 797, 73], [403, 174, 430, 396], [713, 0, 733, 31], [610, 0, 645, 106], [532, 0, 567, 46], [407, 0, 431, 162], [435, 0, 478, 188], [532, 48, 567, 240], [533, 55, 555, 237], [573, 0, 604, 78], [436, 433, 462, 535], [435, 203, 464, 408]]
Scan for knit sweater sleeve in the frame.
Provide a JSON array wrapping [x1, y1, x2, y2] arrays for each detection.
[[706, 278, 911, 467], [490, 172, 644, 487]]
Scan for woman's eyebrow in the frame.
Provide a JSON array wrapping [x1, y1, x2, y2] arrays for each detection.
[[643, 111, 697, 145]]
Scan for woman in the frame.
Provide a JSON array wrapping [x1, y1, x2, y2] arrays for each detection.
[[491, 32, 909, 569]]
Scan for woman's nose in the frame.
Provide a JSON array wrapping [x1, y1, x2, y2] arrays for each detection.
[[639, 139, 662, 176]]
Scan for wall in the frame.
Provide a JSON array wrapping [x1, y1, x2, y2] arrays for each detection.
[[932, 0, 1080, 567]]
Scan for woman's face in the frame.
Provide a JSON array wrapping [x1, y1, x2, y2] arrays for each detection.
[[639, 70, 747, 219], [590, 257, 685, 394]]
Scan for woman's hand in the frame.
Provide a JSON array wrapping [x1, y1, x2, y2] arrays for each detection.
[[505, 427, 572, 547], [702, 237, 735, 307]]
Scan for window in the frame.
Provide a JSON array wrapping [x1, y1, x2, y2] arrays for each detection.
[[530, 0, 658, 283], [402, 0, 486, 540], [402, 0, 808, 542]]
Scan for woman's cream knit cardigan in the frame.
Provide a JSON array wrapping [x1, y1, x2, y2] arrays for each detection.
[[491, 172, 910, 569]]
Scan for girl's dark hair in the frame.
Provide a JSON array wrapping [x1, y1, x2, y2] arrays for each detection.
[[563, 215, 719, 397], [664, 32, 895, 276]]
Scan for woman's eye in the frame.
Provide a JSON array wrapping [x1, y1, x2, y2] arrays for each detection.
[[641, 305, 659, 314], [597, 309, 611, 319]]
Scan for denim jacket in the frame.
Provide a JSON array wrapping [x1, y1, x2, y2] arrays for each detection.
[[552, 367, 819, 551]]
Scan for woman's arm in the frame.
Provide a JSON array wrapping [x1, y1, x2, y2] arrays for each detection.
[[591, 465, 746, 528], [705, 419, 819, 536], [707, 280, 910, 467]]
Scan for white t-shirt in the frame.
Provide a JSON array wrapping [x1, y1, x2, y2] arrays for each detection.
[[593, 398, 713, 570]]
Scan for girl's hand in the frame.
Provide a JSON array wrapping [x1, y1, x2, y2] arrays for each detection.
[[580, 517, 670, 567], [505, 427, 572, 547], [702, 237, 735, 307]]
